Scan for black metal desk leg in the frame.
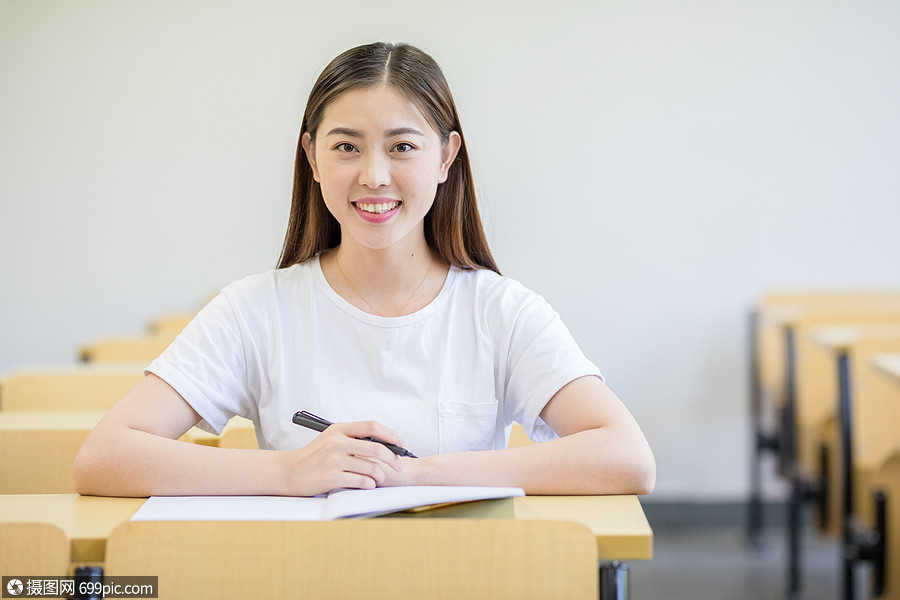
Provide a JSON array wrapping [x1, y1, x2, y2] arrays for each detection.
[[599, 561, 629, 600], [788, 471, 804, 598], [748, 310, 766, 546]]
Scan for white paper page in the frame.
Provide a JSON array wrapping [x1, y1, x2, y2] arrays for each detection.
[[130, 495, 327, 522], [322, 486, 525, 520]]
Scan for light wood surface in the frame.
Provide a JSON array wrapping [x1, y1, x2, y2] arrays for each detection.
[[79, 334, 176, 363], [0, 411, 241, 493], [506, 422, 533, 448], [182, 416, 256, 447], [849, 351, 900, 529], [147, 312, 194, 336], [812, 327, 900, 535], [873, 450, 900, 600], [757, 305, 900, 476], [843, 356, 900, 537], [756, 293, 900, 400], [0, 411, 106, 494], [813, 324, 900, 352], [0, 495, 146, 564], [873, 353, 900, 380], [756, 293, 900, 408], [0, 364, 144, 411], [105, 519, 598, 599], [396, 494, 652, 560], [0, 493, 653, 567], [0, 522, 70, 578], [515, 495, 652, 559]]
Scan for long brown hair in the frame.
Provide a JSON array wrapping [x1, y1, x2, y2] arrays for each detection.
[[277, 42, 499, 274]]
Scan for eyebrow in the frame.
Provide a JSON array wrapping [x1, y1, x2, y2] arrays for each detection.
[[324, 127, 425, 138]]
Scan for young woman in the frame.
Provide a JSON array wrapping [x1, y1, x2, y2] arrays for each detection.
[[73, 42, 655, 498]]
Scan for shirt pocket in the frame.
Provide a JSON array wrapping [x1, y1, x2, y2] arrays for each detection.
[[438, 400, 500, 453]]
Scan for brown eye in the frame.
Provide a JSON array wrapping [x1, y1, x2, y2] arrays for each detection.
[[335, 143, 356, 152], [393, 142, 414, 152]]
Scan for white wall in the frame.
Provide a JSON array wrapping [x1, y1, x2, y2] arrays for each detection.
[[2, 1, 899, 501]]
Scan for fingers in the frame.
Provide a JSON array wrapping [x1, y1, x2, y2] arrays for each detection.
[[286, 419, 408, 496], [335, 420, 406, 450], [328, 422, 405, 472], [340, 455, 387, 488]]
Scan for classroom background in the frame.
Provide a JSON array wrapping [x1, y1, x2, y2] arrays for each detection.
[[2, 0, 899, 508]]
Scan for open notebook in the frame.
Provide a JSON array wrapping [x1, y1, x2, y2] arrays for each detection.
[[130, 486, 525, 522]]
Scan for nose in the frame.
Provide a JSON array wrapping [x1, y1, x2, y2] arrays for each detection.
[[358, 151, 391, 189]]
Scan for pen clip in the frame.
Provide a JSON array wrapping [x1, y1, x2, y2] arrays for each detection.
[[298, 411, 332, 427]]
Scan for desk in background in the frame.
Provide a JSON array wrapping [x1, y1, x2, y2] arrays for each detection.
[[750, 296, 900, 598], [869, 354, 900, 600], [0, 412, 256, 493], [0, 363, 144, 411]]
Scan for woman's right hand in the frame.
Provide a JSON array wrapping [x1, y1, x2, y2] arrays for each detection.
[[279, 420, 406, 496]]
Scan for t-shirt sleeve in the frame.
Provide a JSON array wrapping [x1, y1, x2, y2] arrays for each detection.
[[145, 290, 255, 434], [497, 284, 603, 443]]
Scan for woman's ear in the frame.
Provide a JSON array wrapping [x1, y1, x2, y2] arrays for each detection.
[[301, 132, 320, 182], [438, 132, 462, 183]]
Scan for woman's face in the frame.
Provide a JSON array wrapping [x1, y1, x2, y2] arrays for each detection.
[[303, 85, 460, 253]]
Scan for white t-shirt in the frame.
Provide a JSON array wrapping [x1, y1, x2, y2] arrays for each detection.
[[146, 256, 602, 457]]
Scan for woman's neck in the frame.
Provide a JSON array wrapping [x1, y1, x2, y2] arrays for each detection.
[[324, 240, 447, 317]]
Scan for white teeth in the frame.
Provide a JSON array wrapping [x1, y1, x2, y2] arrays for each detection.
[[357, 201, 399, 214]]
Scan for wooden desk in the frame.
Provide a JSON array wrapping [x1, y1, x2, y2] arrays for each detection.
[[0, 411, 252, 492], [873, 353, 900, 379], [752, 296, 900, 597], [147, 312, 195, 336], [867, 354, 900, 600], [812, 325, 900, 536], [0, 411, 106, 493], [0, 494, 146, 564], [79, 334, 176, 363], [756, 295, 900, 410], [397, 493, 652, 560], [0, 363, 144, 411], [0, 493, 652, 598]]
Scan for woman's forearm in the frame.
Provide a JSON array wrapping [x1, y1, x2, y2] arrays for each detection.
[[74, 414, 407, 498], [72, 426, 289, 497], [405, 427, 656, 495]]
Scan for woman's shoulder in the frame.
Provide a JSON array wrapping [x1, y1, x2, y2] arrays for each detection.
[[219, 260, 318, 302], [451, 267, 546, 311]]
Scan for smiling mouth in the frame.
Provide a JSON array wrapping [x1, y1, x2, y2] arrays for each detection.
[[353, 201, 401, 214]]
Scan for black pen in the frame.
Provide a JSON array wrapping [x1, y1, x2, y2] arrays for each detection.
[[291, 410, 418, 458]]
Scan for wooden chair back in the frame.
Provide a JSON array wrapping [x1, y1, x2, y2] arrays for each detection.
[[104, 519, 598, 600], [0, 522, 69, 578]]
